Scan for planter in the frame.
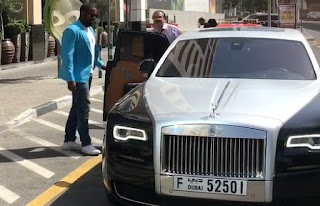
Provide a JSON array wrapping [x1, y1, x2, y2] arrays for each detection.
[[47, 35, 56, 57], [102, 31, 108, 48], [44, 31, 49, 57], [11, 34, 21, 63], [1, 39, 15, 65], [20, 32, 30, 62]]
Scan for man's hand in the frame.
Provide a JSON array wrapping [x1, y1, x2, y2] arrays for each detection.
[[68, 81, 76, 91], [101, 65, 107, 70]]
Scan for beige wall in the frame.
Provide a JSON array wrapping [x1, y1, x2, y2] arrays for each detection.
[[27, 0, 42, 24]]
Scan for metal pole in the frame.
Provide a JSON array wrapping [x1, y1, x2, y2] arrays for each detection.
[[272, 0, 276, 13], [107, 0, 113, 62], [268, 0, 272, 27]]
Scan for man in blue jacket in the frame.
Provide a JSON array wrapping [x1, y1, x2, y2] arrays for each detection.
[[59, 3, 105, 155]]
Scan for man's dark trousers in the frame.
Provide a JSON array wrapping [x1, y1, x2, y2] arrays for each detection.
[[64, 82, 91, 146]]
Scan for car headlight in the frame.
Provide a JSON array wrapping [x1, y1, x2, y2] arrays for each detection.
[[286, 134, 320, 150], [113, 125, 147, 141]]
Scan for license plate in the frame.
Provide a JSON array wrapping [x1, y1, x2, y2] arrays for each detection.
[[173, 176, 247, 196]]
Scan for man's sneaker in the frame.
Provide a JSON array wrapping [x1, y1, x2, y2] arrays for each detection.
[[63, 141, 81, 150], [81, 145, 101, 155]]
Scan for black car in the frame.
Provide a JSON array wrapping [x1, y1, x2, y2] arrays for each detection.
[[243, 13, 279, 27]]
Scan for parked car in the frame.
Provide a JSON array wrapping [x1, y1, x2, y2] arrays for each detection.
[[243, 13, 279, 27], [102, 26, 320, 205]]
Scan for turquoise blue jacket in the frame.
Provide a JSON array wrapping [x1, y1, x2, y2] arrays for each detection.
[[59, 20, 104, 83]]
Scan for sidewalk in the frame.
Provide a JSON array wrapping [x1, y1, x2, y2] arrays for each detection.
[[0, 49, 108, 133]]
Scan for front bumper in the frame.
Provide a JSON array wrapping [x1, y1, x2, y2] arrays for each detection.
[[105, 166, 320, 206], [160, 175, 272, 202]]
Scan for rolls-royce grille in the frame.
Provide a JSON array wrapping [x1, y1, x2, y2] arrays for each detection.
[[162, 135, 266, 178]]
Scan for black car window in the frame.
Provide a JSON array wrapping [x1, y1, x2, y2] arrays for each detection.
[[257, 15, 268, 21], [156, 38, 316, 80]]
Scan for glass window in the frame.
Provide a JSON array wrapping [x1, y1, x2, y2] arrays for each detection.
[[156, 38, 316, 80]]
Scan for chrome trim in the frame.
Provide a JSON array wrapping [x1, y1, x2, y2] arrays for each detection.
[[162, 125, 266, 139], [160, 175, 272, 202], [210, 81, 230, 118], [161, 125, 266, 179], [113, 182, 160, 206]]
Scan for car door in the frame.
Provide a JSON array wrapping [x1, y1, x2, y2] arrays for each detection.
[[103, 30, 170, 120]]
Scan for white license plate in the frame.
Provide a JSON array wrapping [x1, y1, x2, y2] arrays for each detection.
[[173, 176, 247, 196]]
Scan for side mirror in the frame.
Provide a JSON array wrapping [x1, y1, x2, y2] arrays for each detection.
[[139, 59, 155, 78]]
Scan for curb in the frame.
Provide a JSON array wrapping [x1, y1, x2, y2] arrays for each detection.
[[0, 84, 104, 134]]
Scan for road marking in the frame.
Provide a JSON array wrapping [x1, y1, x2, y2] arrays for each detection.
[[54, 111, 102, 125], [34, 119, 64, 131], [90, 98, 103, 103], [0, 185, 20, 204], [0, 147, 54, 178], [11, 129, 81, 159], [33, 119, 102, 145], [90, 108, 103, 114], [26, 155, 101, 206]]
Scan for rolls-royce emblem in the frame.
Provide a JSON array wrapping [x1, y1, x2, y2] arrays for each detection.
[[209, 126, 216, 136]]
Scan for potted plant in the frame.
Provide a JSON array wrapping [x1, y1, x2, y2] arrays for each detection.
[[0, 0, 22, 64], [0, 0, 22, 40], [18, 20, 31, 62], [0, 31, 1, 59], [96, 26, 104, 46], [47, 34, 55, 57], [5, 20, 25, 63]]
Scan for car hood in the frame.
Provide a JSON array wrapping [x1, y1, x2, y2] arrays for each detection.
[[145, 78, 320, 123]]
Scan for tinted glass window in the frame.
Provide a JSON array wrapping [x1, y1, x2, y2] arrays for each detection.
[[156, 38, 316, 80], [257, 15, 268, 21]]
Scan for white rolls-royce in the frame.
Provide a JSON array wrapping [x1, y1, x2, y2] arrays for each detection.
[[102, 27, 320, 205]]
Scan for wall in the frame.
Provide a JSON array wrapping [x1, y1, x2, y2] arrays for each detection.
[[149, 8, 225, 31], [184, 0, 209, 13]]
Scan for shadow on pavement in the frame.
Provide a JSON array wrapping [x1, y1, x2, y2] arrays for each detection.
[[300, 22, 320, 32], [0, 146, 101, 163], [0, 76, 45, 84], [50, 163, 113, 206]]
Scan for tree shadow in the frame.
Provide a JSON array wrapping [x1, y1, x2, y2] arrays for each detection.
[[0, 76, 46, 84], [0, 146, 102, 163], [300, 22, 320, 32]]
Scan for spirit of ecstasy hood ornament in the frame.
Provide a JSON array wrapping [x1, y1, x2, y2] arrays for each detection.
[[209, 81, 230, 118]]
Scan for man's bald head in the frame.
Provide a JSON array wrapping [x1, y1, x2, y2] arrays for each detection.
[[79, 3, 98, 27]]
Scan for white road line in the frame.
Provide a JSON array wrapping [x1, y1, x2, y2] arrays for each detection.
[[34, 119, 64, 131], [54, 111, 102, 125], [90, 98, 103, 103], [10, 129, 80, 159], [90, 108, 103, 114], [0, 147, 54, 178], [33, 118, 102, 145], [0, 185, 20, 204]]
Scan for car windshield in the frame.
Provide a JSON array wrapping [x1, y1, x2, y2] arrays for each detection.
[[156, 38, 316, 80]]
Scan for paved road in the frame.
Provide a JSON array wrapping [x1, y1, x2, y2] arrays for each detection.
[[0, 92, 113, 206]]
